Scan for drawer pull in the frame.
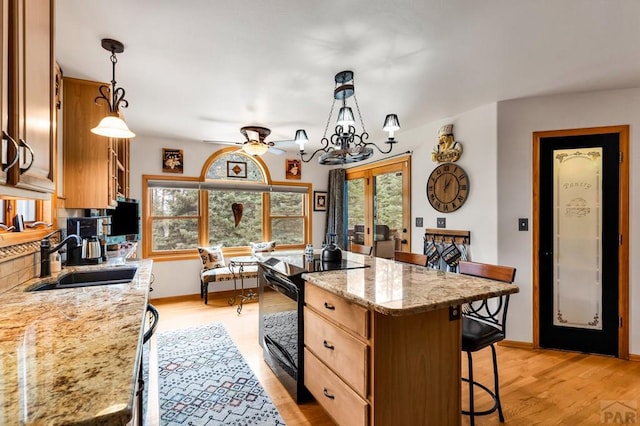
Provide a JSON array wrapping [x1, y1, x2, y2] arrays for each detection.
[[323, 388, 335, 400], [324, 302, 336, 310], [323, 340, 335, 350]]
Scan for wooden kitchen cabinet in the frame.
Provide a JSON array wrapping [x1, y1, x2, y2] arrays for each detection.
[[63, 77, 130, 208], [304, 283, 461, 426], [8, 0, 55, 193], [0, 0, 55, 196]]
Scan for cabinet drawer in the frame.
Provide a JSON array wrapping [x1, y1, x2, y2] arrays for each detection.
[[304, 307, 368, 397], [304, 348, 368, 426], [305, 284, 369, 339]]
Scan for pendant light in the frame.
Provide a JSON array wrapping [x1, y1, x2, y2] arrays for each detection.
[[91, 38, 136, 139]]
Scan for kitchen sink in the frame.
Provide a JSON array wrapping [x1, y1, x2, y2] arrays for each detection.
[[26, 267, 138, 291]]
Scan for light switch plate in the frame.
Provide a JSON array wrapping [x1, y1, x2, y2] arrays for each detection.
[[437, 217, 446, 228], [518, 218, 529, 231], [416, 217, 423, 227]]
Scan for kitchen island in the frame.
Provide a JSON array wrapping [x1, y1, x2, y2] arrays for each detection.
[[301, 253, 518, 426], [0, 259, 153, 425]]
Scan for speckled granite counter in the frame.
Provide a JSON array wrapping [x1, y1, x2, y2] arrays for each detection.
[[302, 252, 519, 316], [0, 259, 153, 425]]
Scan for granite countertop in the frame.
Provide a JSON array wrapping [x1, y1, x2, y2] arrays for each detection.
[[0, 259, 153, 425], [302, 253, 519, 316]]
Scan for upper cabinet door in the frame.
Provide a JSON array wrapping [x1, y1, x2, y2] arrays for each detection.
[[10, 0, 54, 193], [0, 0, 15, 186]]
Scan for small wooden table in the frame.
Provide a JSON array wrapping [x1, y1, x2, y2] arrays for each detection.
[[228, 256, 259, 314]]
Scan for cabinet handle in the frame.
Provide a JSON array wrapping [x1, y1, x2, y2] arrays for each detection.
[[1, 131, 20, 172], [323, 340, 335, 350], [19, 139, 34, 174], [323, 388, 335, 400], [323, 302, 335, 310]]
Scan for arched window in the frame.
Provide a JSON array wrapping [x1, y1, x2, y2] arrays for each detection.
[[143, 148, 311, 260]]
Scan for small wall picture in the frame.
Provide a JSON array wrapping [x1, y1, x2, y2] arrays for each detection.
[[227, 161, 248, 178], [314, 191, 327, 211], [162, 148, 183, 173], [286, 159, 301, 180]]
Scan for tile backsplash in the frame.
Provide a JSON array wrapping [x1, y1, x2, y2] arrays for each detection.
[[0, 241, 44, 293]]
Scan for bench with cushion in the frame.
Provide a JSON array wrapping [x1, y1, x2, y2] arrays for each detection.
[[198, 242, 276, 305]]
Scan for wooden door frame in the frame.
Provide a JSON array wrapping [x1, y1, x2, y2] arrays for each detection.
[[345, 155, 412, 250], [532, 125, 629, 359]]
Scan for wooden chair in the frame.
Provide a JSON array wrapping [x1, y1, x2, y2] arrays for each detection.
[[394, 251, 428, 266], [350, 242, 373, 256], [458, 260, 516, 426]]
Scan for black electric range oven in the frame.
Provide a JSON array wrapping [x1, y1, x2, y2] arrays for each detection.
[[258, 253, 367, 403]]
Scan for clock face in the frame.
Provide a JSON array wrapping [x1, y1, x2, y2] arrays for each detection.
[[426, 163, 470, 213]]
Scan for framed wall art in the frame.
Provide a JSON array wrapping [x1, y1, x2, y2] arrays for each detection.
[[162, 148, 184, 173], [227, 161, 248, 178], [285, 159, 301, 180], [313, 191, 327, 211]]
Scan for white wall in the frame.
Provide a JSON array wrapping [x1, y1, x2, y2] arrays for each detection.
[[129, 136, 330, 298], [497, 87, 640, 353], [401, 103, 499, 262]]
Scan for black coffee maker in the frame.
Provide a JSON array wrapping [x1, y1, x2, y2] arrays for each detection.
[[321, 233, 342, 263]]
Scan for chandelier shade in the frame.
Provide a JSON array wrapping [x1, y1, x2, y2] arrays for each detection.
[[90, 38, 136, 139], [298, 70, 399, 165]]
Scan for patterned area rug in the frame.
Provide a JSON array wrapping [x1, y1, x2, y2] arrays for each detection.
[[157, 323, 286, 425]]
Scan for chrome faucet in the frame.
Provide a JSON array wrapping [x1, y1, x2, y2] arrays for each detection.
[[40, 230, 81, 278]]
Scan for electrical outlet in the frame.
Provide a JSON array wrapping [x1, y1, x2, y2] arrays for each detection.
[[518, 218, 529, 231], [415, 217, 423, 227], [437, 217, 446, 228]]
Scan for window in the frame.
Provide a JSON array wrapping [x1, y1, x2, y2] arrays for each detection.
[[150, 188, 200, 252], [143, 148, 311, 260]]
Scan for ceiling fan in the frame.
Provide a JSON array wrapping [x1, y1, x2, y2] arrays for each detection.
[[204, 126, 292, 156]]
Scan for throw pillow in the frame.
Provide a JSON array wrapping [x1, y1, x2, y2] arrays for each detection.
[[250, 241, 276, 255], [197, 245, 225, 270]]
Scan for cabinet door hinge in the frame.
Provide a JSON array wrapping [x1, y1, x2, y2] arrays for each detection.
[[619, 234, 623, 246], [619, 152, 623, 163]]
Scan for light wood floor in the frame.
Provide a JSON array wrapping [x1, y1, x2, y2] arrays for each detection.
[[150, 294, 640, 425]]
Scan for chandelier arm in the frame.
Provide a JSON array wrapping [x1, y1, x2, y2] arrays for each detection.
[[94, 84, 113, 110], [300, 137, 333, 163], [362, 139, 398, 154], [112, 87, 129, 111]]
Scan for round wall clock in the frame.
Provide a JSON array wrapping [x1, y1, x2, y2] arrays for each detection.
[[426, 163, 470, 212]]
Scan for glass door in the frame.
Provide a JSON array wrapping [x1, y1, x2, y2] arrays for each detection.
[[345, 155, 411, 258]]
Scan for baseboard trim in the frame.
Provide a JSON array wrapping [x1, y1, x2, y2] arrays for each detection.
[[151, 288, 257, 305], [629, 354, 640, 362], [498, 340, 534, 349]]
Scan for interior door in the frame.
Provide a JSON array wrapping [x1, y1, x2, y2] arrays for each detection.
[[536, 127, 628, 357]]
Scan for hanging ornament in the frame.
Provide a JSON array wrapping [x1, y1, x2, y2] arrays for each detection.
[[231, 203, 243, 227]]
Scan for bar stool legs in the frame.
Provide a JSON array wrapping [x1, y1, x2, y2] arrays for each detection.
[[462, 344, 504, 425]]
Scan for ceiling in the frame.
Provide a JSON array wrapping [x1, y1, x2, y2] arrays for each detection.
[[55, 1, 640, 152]]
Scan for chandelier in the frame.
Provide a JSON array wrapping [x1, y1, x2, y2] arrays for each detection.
[[296, 70, 400, 165], [91, 38, 136, 139]]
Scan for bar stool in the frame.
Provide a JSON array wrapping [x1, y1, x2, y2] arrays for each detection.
[[458, 261, 516, 425]]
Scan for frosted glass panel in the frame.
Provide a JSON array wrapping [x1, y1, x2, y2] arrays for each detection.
[[553, 148, 602, 329]]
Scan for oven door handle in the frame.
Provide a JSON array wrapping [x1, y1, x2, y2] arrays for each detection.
[[264, 335, 297, 370], [262, 272, 298, 299]]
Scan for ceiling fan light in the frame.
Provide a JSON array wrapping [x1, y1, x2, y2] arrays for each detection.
[[91, 115, 136, 138], [243, 142, 269, 156]]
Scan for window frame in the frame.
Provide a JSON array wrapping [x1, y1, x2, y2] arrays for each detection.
[[142, 148, 313, 261]]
